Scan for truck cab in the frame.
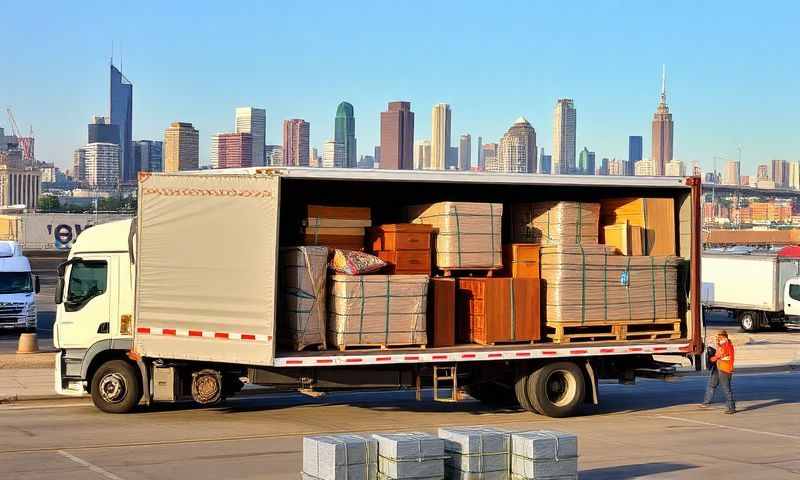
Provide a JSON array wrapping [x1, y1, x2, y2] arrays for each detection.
[[0, 241, 39, 331], [53, 220, 135, 398]]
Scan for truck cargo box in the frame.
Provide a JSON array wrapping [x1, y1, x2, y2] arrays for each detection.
[[701, 253, 800, 312]]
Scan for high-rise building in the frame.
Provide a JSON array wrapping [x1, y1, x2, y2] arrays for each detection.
[[771, 159, 788, 188], [235, 107, 266, 167], [539, 151, 552, 174], [322, 140, 346, 168], [476, 136, 483, 171], [163, 122, 199, 172], [628, 136, 643, 162], [211, 133, 253, 169], [459, 134, 471, 171], [446, 147, 458, 170], [0, 161, 41, 209], [494, 117, 537, 173], [133, 140, 163, 172], [110, 63, 134, 182], [358, 155, 375, 169], [635, 159, 656, 176], [84, 143, 120, 189], [88, 116, 120, 145], [374, 146, 381, 167], [431, 103, 451, 170], [482, 143, 499, 172], [722, 161, 740, 185], [552, 99, 576, 174], [283, 119, 310, 166], [414, 140, 432, 170], [665, 160, 686, 177], [651, 67, 674, 176], [264, 145, 283, 166], [789, 161, 800, 190], [756, 164, 769, 180], [309, 147, 320, 167], [72, 148, 87, 182], [578, 147, 595, 175], [380, 101, 414, 170], [334, 102, 357, 168], [597, 157, 609, 176]]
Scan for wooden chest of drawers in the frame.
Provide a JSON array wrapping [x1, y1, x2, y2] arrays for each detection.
[[503, 244, 541, 278], [369, 224, 433, 275], [456, 278, 541, 345]]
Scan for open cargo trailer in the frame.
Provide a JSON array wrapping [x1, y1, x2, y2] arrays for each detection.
[[55, 168, 703, 416]]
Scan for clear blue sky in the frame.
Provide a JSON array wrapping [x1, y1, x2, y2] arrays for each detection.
[[4, 1, 798, 173]]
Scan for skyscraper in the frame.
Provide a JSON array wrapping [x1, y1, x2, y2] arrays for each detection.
[[414, 140, 431, 170], [756, 164, 769, 180], [482, 143, 499, 171], [722, 161, 740, 185], [552, 99, 576, 174], [459, 134, 471, 171], [628, 136, 643, 162], [598, 157, 609, 176], [578, 147, 595, 175], [163, 122, 199, 172], [212, 133, 253, 169], [235, 107, 266, 167], [283, 119, 310, 166], [265, 145, 283, 166], [651, 66, 674, 176], [665, 160, 686, 177], [431, 103, 451, 170], [539, 148, 552, 174], [84, 143, 121, 189], [634, 160, 656, 176], [771, 159, 789, 187], [322, 140, 346, 168], [133, 140, 163, 172], [88, 116, 120, 145], [335, 102, 357, 168], [446, 147, 458, 170], [476, 136, 483, 171], [358, 155, 375, 169], [110, 63, 134, 182], [72, 148, 86, 182], [380, 101, 414, 170], [493, 117, 537, 173]]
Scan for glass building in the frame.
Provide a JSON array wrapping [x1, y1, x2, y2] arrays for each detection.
[[334, 102, 357, 168], [110, 64, 133, 183]]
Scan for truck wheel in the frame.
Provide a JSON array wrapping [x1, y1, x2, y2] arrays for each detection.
[[527, 362, 585, 418], [739, 311, 758, 332], [465, 382, 515, 407], [91, 360, 142, 414], [515, 373, 537, 412]]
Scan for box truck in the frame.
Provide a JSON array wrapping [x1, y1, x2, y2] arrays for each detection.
[[0, 241, 40, 331], [701, 252, 800, 331], [53, 168, 703, 417]]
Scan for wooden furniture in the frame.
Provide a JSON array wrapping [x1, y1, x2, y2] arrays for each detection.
[[602, 221, 644, 256], [502, 244, 541, 278], [375, 250, 431, 274], [369, 223, 433, 275], [304, 205, 371, 251], [427, 277, 456, 347], [456, 278, 540, 345], [600, 198, 675, 255]]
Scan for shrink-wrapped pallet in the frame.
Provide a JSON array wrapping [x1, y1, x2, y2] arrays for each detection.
[[303, 434, 378, 480], [511, 201, 600, 245], [540, 244, 680, 324], [438, 426, 511, 475], [373, 433, 445, 479], [407, 202, 503, 271], [511, 431, 578, 479], [328, 275, 429, 349], [280, 246, 328, 351]]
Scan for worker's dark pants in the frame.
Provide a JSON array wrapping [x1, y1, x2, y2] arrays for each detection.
[[704, 369, 735, 411]]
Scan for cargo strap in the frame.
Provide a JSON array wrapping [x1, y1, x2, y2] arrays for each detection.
[[489, 204, 497, 266], [579, 244, 586, 325], [509, 280, 516, 340], [650, 257, 656, 321], [453, 205, 463, 267], [384, 276, 391, 344], [603, 249, 608, 321], [663, 258, 669, 321], [626, 256, 632, 322], [358, 276, 366, 344], [575, 202, 583, 244], [642, 199, 650, 253], [313, 436, 373, 480]]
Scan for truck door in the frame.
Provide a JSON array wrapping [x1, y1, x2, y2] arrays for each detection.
[[56, 255, 115, 349], [783, 278, 800, 317]]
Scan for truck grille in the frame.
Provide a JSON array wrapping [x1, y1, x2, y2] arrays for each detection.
[[0, 303, 25, 324]]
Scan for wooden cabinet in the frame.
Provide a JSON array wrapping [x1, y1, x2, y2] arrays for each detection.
[[427, 277, 456, 347], [369, 223, 433, 275], [375, 250, 431, 274], [457, 278, 541, 345], [503, 244, 541, 278]]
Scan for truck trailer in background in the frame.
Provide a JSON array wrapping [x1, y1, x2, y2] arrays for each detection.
[[0, 213, 131, 252]]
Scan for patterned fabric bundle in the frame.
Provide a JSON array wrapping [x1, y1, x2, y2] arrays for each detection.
[[330, 249, 387, 275], [511, 201, 600, 245]]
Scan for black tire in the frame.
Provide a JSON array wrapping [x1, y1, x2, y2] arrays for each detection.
[[527, 362, 586, 418], [465, 382, 515, 407], [515, 373, 536, 412], [90, 360, 142, 414], [739, 311, 758, 333]]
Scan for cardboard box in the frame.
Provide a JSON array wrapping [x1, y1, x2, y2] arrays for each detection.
[[373, 433, 445, 479], [602, 221, 644, 256], [600, 197, 676, 255], [457, 278, 541, 345], [511, 431, 578, 479]]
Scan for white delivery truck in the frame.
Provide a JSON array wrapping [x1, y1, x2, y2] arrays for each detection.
[[53, 168, 704, 417], [701, 252, 800, 331], [0, 241, 40, 331]]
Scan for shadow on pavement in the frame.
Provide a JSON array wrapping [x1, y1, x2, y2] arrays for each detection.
[[581, 462, 698, 479]]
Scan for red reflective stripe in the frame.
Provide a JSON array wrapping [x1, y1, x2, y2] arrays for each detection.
[[241, 334, 256, 341], [376, 357, 392, 362], [137, 327, 150, 334], [316, 359, 333, 364], [600, 348, 615, 353], [653, 347, 668, 351], [286, 360, 303, 365], [404, 356, 420, 361], [461, 354, 476, 359], [162, 329, 176, 336], [345, 358, 363, 363], [570, 350, 588, 354], [188, 330, 203, 337], [515, 352, 531, 357], [488, 353, 503, 358], [432, 355, 448, 360], [542, 351, 557, 355], [215, 332, 229, 339], [629, 347, 643, 352]]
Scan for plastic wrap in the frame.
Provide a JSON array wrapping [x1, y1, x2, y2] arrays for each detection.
[[280, 246, 328, 350]]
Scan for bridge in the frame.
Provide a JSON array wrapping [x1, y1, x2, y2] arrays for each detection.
[[700, 183, 800, 200]]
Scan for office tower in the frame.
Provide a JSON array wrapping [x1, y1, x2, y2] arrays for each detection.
[[771, 159, 788, 187], [235, 107, 266, 167], [482, 143, 499, 171], [666, 160, 686, 177], [212, 133, 252, 169], [756, 164, 769, 180], [624, 160, 635, 176], [628, 136, 643, 162], [458, 134, 471, 171], [88, 116, 120, 145], [374, 146, 381, 167], [651, 66, 674, 176], [493, 117, 536, 173], [163, 122, 199, 172], [789, 161, 800, 189], [335, 102, 357, 168], [72, 148, 86, 182], [283, 119, 310, 166], [380, 101, 414, 169], [608, 159, 622, 176], [552, 99, 576, 174], [414, 140, 432, 170], [634, 160, 655, 176], [322, 140, 346, 168], [431, 103, 451, 170], [264, 145, 283, 166], [110, 63, 134, 182], [540, 152, 552, 174], [722, 161, 740, 185], [134, 140, 163, 172], [476, 136, 483, 171], [578, 147, 595, 175], [446, 147, 459, 170], [309, 147, 320, 167], [598, 157, 609, 176], [84, 143, 120, 189], [358, 155, 375, 169]]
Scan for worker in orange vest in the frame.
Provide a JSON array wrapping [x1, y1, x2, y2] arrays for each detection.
[[700, 330, 736, 414]]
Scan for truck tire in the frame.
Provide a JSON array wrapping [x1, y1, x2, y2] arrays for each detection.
[[465, 382, 515, 407], [91, 360, 142, 414], [526, 362, 585, 418], [515, 373, 537, 412], [739, 311, 759, 332]]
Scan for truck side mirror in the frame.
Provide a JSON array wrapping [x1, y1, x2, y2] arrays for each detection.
[[55, 277, 64, 305], [34, 275, 40, 294]]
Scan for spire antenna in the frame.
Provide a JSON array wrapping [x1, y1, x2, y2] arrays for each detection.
[[660, 64, 667, 103]]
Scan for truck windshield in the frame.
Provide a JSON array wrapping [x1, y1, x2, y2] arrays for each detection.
[[0, 272, 33, 294]]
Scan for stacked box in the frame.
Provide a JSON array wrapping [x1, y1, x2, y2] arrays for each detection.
[[373, 433, 445, 479], [603, 222, 644, 256], [540, 244, 680, 324], [304, 205, 371, 251], [438, 426, 511, 478], [600, 197, 676, 256], [511, 202, 600, 246], [328, 275, 429, 348], [511, 431, 578, 479], [303, 434, 378, 480], [280, 246, 329, 351], [407, 202, 503, 271]]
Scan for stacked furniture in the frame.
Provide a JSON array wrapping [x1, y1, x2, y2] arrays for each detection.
[[304, 205, 371, 251], [457, 278, 540, 345], [600, 197, 676, 255], [369, 223, 433, 274], [511, 202, 600, 245]]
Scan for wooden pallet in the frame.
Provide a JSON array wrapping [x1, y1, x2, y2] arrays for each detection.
[[335, 343, 427, 352], [546, 319, 682, 344]]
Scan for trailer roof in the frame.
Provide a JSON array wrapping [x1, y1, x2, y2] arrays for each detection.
[[181, 167, 692, 189]]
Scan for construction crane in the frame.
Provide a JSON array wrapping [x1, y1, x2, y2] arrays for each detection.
[[5, 107, 34, 163]]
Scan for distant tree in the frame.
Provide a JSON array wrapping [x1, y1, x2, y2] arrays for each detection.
[[37, 196, 61, 212]]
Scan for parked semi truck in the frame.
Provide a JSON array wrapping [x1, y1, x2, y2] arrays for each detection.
[[53, 168, 703, 417], [701, 251, 799, 331]]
